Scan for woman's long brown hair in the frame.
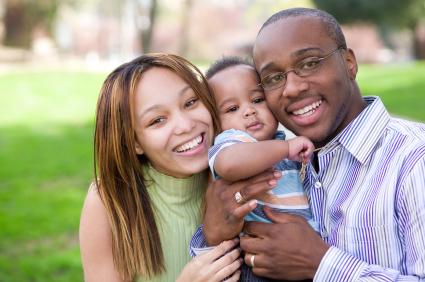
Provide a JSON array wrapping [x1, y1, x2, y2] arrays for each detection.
[[93, 54, 220, 281]]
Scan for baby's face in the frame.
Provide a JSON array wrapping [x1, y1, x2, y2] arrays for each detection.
[[209, 65, 278, 141]]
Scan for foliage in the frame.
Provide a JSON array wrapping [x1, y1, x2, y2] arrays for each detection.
[[312, 0, 424, 27]]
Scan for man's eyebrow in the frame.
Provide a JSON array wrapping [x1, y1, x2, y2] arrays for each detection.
[[291, 47, 322, 59], [219, 97, 236, 110], [259, 47, 322, 76]]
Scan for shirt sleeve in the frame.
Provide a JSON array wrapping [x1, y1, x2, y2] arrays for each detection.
[[208, 129, 257, 179], [314, 156, 425, 282], [189, 225, 216, 257]]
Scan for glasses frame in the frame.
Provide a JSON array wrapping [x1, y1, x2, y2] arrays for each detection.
[[258, 46, 346, 91]]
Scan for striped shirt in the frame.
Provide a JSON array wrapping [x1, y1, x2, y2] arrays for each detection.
[[190, 96, 425, 281]]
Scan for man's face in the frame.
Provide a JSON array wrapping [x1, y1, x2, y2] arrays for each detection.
[[253, 16, 360, 146]]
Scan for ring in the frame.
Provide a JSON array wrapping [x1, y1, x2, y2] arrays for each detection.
[[250, 254, 256, 268], [235, 191, 247, 204]]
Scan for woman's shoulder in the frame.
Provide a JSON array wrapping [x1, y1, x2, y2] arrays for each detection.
[[80, 184, 125, 281]]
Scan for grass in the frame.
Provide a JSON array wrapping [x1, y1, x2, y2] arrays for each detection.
[[0, 72, 105, 282], [0, 62, 424, 281]]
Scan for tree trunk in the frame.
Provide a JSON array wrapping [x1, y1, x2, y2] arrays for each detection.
[[413, 22, 425, 60], [141, 0, 157, 54], [3, 0, 31, 48], [179, 0, 192, 58]]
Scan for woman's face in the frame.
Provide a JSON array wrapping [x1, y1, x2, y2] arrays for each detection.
[[133, 67, 214, 179]]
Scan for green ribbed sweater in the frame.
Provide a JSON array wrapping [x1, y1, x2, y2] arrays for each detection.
[[137, 163, 206, 282]]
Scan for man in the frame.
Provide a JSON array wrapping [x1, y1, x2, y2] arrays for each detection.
[[191, 8, 425, 281]]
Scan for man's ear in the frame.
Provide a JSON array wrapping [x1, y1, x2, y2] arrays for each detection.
[[345, 48, 358, 81], [134, 141, 144, 155]]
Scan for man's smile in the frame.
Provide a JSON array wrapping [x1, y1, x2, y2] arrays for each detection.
[[292, 100, 322, 117]]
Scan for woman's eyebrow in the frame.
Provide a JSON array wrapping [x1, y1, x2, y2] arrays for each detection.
[[179, 85, 191, 97], [139, 104, 161, 120]]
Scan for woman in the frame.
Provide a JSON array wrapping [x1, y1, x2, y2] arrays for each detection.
[[80, 53, 243, 282]]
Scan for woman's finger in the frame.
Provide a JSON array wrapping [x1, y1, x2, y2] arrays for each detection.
[[199, 237, 240, 263], [215, 259, 243, 282], [223, 269, 242, 282], [212, 246, 242, 270]]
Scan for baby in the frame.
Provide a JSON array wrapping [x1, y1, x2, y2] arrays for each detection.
[[206, 56, 319, 281]]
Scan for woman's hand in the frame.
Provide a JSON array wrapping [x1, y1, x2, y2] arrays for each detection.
[[176, 238, 243, 282]]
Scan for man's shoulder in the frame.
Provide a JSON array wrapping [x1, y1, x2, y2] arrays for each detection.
[[387, 117, 425, 146], [384, 117, 425, 170]]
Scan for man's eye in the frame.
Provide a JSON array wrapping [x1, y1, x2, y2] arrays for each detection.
[[269, 74, 283, 83], [150, 118, 165, 126], [226, 106, 239, 113], [302, 60, 319, 69], [185, 99, 198, 108]]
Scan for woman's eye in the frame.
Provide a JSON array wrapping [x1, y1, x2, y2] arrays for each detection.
[[226, 106, 239, 113], [149, 118, 165, 126], [253, 98, 264, 104], [185, 99, 198, 108]]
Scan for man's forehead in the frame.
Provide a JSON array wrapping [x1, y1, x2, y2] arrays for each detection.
[[253, 17, 331, 66]]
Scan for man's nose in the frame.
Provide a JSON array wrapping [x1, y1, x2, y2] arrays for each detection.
[[282, 72, 309, 98]]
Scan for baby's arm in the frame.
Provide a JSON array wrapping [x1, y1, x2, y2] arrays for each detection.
[[214, 136, 314, 182]]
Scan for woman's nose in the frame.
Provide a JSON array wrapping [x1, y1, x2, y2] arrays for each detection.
[[174, 113, 196, 135]]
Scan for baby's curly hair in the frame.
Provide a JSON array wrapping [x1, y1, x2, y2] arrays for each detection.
[[205, 55, 254, 80]]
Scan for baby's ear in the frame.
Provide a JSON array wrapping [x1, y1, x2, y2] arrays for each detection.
[[134, 142, 144, 155]]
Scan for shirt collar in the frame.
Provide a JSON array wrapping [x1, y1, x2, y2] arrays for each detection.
[[321, 96, 390, 166]]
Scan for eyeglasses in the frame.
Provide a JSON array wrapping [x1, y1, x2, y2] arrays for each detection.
[[258, 46, 346, 91]]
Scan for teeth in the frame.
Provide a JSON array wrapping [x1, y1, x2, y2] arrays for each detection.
[[174, 135, 203, 152], [293, 100, 322, 116]]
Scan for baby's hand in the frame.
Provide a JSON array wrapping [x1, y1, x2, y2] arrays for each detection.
[[286, 136, 314, 163]]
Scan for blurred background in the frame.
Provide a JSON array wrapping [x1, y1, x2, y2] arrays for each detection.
[[0, 0, 424, 281]]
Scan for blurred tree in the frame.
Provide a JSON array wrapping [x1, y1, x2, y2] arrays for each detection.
[[3, 0, 61, 48], [313, 0, 425, 59], [136, 0, 157, 54], [179, 0, 192, 57]]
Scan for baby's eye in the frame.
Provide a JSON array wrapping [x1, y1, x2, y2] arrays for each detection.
[[185, 99, 198, 108], [149, 118, 165, 126], [226, 106, 239, 113], [252, 98, 265, 104]]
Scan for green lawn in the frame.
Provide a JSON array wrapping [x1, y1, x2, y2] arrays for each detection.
[[0, 62, 424, 281]]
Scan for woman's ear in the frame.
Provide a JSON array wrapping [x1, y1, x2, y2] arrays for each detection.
[[134, 141, 144, 155]]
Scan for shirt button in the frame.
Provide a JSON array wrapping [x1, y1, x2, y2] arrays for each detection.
[[321, 230, 328, 238], [314, 182, 322, 189]]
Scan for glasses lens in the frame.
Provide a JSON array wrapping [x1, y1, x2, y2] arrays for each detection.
[[261, 73, 286, 90], [296, 57, 322, 77]]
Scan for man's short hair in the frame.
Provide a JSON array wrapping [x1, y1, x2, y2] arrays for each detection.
[[258, 8, 347, 49], [205, 55, 254, 80]]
